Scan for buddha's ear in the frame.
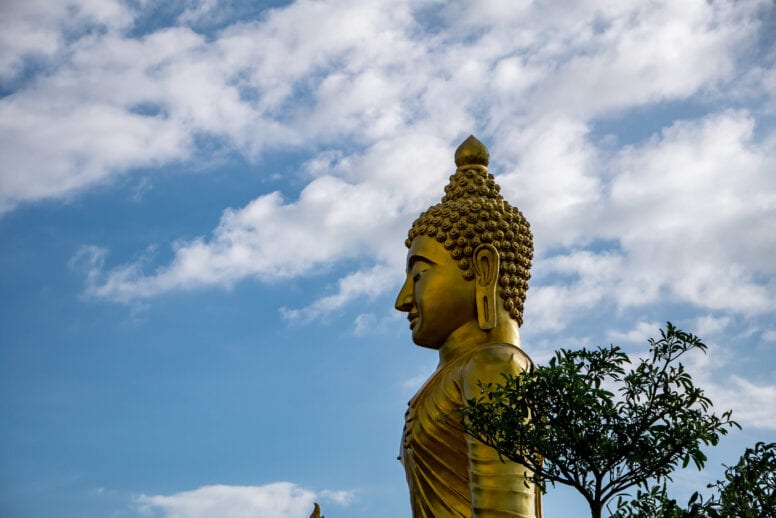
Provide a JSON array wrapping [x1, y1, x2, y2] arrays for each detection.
[[473, 244, 499, 331]]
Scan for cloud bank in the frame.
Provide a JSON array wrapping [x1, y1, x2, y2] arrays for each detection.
[[136, 482, 353, 518], [4, 0, 775, 330]]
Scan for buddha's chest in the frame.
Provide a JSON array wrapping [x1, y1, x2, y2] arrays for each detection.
[[401, 367, 468, 461]]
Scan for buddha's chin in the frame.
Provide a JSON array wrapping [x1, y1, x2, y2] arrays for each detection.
[[411, 330, 442, 350]]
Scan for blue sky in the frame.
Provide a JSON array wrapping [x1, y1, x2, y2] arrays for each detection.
[[1, 0, 775, 516]]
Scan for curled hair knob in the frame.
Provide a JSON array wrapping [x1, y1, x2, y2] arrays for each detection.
[[454, 135, 489, 167]]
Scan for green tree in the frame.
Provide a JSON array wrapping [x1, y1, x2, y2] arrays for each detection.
[[613, 441, 776, 517], [611, 483, 715, 517], [712, 440, 776, 517], [458, 323, 738, 518]]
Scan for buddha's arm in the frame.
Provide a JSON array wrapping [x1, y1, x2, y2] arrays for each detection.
[[462, 346, 538, 518]]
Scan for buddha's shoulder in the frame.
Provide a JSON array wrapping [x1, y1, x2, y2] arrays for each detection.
[[463, 342, 533, 376]]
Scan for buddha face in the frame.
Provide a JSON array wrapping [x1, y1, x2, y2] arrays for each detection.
[[395, 235, 477, 349]]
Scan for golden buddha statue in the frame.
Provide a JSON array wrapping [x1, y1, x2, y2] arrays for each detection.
[[395, 135, 541, 518]]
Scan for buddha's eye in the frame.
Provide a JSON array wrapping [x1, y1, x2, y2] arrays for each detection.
[[413, 270, 426, 283]]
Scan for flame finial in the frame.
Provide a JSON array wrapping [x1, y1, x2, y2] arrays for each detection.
[[454, 135, 489, 167]]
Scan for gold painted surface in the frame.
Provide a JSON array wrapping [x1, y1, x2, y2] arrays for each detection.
[[395, 136, 541, 517]]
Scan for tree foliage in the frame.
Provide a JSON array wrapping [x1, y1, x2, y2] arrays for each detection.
[[612, 441, 776, 517], [458, 323, 739, 518], [611, 483, 716, 517], [712, 440, 776, 517]]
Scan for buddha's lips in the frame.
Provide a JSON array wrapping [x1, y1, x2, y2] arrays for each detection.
[[408, 313, 419, 329]]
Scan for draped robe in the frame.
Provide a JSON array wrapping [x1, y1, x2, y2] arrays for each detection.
[[400, 342, 542, 518]]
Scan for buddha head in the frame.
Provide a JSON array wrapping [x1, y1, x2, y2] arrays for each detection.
[[395, 135, 533, 349]]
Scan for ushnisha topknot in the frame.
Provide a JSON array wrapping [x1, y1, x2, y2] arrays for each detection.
[[454, 134, 490, 167], [405, 135, 533, 326]]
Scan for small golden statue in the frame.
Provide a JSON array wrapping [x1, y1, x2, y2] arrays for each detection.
[[395, 135, 542, 517]]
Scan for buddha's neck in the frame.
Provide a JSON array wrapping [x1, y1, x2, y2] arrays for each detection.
[[438, 319, 522, 366]]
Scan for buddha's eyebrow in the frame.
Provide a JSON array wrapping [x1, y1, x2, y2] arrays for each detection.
[[407, 254, 435, 271]]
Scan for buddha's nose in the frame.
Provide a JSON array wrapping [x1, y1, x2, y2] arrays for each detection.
[[395, 277, 413, 312]]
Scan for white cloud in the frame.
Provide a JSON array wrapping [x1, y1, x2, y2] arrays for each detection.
[[524, 251, 624, 332], [0, 0, 133, 81], [497, 116, 602, 248], [522, 111, 775, 332], [282, 264, 396, 322], [352, 313, 378, 336], [439, 0, 767, 121], [701, 369, 776, 431], [318, 489, 355, 506], [607, 321, 663, 345], [79, 130, 452, 303], [2, 0, 769, 213], [136, 483, 353, 518], [0, 26, 223, 212], [2, 0, 771, 320], [670, 339, 776, 430], [606, 112, 775, 313], [81, 173, 407, 301], [80, 110, 776, 323], [694, 315, 732, 338], [400, 361, 437, 392], [719, 376, 776, 429], [525, 0, 754, 118], [351, 311, 404, 336], [177, 0, 221, 27]]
